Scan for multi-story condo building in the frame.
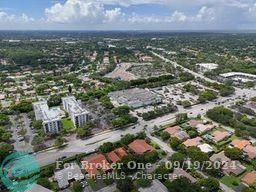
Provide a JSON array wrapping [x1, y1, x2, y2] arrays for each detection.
[[33, 101, 61, 134], [62, 96, 89, 128]]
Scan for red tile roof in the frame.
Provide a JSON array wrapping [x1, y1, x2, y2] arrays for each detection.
[[164, 126, 189, 141], [107, 147, 128, 163], [231, 139, 250, 150], [114, 147, 128, 158], [188, 119, 202, 127], [241, 171, 256, 186], [212, 130, 230, 143], [164, 126, 181, 135], [128, 139, 154, 155], [81, 154, 111, 177], [107, 151, 120, 163], [243, 145, 256, 160], [183, 137, 202, 147]]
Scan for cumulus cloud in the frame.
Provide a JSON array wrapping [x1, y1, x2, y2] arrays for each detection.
[[1, 0, 256, 30], [127, 6, 216, 24], [104, 8, 123, 22], [92, 0, 170, 7], [0, 11, 34, 23], [127, 13, 161, 24], [45, 0, 124, 23], [169, 11, 187, 22], [193, 6, 215, 22]]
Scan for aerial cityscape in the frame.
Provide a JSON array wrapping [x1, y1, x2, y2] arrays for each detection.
[[1, 1, 256, 192]]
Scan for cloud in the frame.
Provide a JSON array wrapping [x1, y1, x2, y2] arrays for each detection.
[[104, 8, 123, 22], [193, 6, 215, 22], [0, 11, 34, 23], [127, 6, 216, 25], [169, 11, 187, 22], [90, 0, 170, 7], [1, 0, 256, 30], [45, 0, 124, 24], [249, 3, 256, 17], [127, 13, 161, 24]]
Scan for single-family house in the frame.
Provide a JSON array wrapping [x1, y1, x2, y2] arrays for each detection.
[[128, 139, 154, 155]]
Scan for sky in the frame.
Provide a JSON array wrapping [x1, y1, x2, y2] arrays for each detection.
[[0, 0, 256, 30]]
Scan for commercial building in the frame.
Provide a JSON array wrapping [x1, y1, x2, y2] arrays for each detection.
[[196, 63, 218, 73], [220, 72, 256, 83], [62, 96, 89, 128], [108, 88, 162, 109], [33, 101, 61, 134]]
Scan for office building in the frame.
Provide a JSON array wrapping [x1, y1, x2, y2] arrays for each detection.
[[196, 63, 218, 73], [33, 101, 61, 134], [62, 96, 89, 127], [220, 72, 256, 82]]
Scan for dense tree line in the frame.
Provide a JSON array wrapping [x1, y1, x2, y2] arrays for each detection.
[[141, 104, 177, 120]]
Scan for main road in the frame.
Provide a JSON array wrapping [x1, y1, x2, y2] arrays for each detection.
[[151, 51, 220, 84]]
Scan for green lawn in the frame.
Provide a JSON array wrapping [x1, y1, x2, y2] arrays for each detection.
[[221, 162, 254, 188], [214, 133, 238, 150], [220, 175, 240, 187], [62, 118, 75, 132]]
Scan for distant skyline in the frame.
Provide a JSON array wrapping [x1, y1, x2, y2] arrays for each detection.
[[0, 0, 256, 30]]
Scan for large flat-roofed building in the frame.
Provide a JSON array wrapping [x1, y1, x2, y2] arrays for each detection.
[[196, 63, 218, 73], [33, 101, 61, 134], [108, 88, 162, 109], [62, 96, 89, 127], [220, 72, 256, 82]]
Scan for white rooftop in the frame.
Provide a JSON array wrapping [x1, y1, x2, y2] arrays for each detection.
[[197, 63, 218, 70], [33, 101, 60, 122], [220, 72, 256, 78], [62, 96, 89, 115], [198, 143, 214, 153]]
